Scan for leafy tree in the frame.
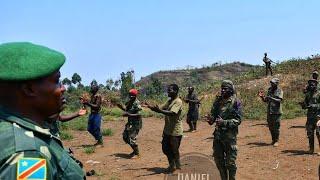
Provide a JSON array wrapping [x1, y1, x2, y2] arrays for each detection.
[[71, 73, 82, 86], [106, 79, 114, 90], [120, 71, 135, 99], [62, 78, 72, 86]]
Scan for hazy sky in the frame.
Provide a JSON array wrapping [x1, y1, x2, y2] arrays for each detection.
[[1, 0, 319, 85]]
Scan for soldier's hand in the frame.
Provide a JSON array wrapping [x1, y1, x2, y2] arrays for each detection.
[[78, 108, 87, 116], [204, 115, 214, 125], [258, 91, 265, 97], [317, 120, 320, 127], [215, 116, 224, 126]]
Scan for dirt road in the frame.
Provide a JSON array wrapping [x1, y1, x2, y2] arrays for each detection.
[[64, 117, 319, 180]]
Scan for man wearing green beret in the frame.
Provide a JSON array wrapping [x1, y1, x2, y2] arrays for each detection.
[[259, 78, 283, 147], [0, 42, 85, 179], [300, 79, 320, 155], [207, 80, 242, 180]]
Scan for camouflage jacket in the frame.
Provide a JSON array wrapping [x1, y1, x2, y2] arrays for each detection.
[[210, 95, 242, 141], [0, 108, 85, 179], [266, 87, 283, 115], [125, 99, 142, 129], [304, 90, 320, 120]]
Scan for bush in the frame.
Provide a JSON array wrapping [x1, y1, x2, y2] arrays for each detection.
[[84, 147, 95, 154], [60, 131, 73, 140], [102, 128, 114, 136]]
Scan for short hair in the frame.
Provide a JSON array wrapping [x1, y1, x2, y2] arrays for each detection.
[[169, 84, 179, 93]]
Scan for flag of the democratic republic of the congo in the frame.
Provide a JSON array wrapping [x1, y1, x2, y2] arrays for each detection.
[[17, 158, 46, 180]]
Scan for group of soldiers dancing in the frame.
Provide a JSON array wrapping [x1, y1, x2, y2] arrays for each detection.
[[0, 42, 319, 180]]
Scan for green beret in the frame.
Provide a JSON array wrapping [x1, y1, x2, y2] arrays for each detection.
[[221, 80, 235, 91], [0, 42, 65, 81]]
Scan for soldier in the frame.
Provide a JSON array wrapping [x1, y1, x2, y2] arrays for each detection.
[[184, 86, 200, 132], [145, 84, 183, 173], [258, 78, 283, 147], [0, 42, 85, 179], [300, 79, 320, 155], [81, 83, 103, 146], [207, 80, 242, 180], [263, 52, 273, 76], [303, 70, 319, 94], [116, 89, 143, 158]]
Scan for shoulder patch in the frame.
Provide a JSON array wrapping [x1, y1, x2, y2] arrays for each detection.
[[17, 158, 46, 180]]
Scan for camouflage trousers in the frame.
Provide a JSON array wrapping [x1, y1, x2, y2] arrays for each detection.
[[122, 124, 140, 154], [306, 117, 320, 148], [267, 114, 281, 143], [213, 139, 237, 180]]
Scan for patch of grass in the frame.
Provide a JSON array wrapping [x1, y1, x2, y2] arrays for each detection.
[[84, 146, 95, 154], [60, 131, 73, 140], [102, 128, 114, 136], [62, 116, 88, 131]]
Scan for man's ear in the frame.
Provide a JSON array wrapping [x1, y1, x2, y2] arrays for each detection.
[[21, 82, 38, 97]]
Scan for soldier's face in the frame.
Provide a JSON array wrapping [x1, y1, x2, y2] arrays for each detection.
[[32, 71, 66, 117], [90, 85, 98, 94], [309, 82, 317, 92], [221, 86, 232, 98], [167, 86, 177, 98], [188, 87, 194, 94], [270, 82, 277, 89]]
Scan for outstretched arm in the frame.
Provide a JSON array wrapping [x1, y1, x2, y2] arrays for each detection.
[[59, 109, 87, 122]]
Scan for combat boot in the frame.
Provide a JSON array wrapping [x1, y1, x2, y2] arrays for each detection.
[[308, 138, 314, 154], [130, 146, 140, 159], [94, 138, 103, 146], [175, 158, 181, 170], [166, 160, 176, 173]]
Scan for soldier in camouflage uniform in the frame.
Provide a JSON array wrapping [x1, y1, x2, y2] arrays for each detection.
[[301, 79, 320, 155], [0, 42, 85, 179], [259, 78, 283, 147], [207, 80, 242, 180], [117, 89, 143, 158], [184, 86, 200, 132]]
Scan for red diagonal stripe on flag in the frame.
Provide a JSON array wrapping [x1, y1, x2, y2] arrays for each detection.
[[18, 159, 46, 179]]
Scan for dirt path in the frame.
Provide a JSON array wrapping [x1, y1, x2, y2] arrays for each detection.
[[64, 117, 319, 180]]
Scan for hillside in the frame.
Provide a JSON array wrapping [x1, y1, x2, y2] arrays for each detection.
[[136, 62, 257, 87]]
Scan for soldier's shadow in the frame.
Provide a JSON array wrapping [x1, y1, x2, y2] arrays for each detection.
[[288, 125, 305, 129], [281, 150, 310, 156], [112, 153, 132, 159], [250, 123, 268, 127], [124, 167, 167, 177], [247, 142, 270, 147]]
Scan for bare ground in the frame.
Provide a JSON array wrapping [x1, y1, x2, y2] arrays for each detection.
[[63, 117, 320, 180]]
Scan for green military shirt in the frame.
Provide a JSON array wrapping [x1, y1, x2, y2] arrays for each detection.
[[304, 90, 320, 121], [161, 97, 183, 136], [125, 99, 143, 129], [0, 108, 84, 180], [210, 95, 242, 141], [266, 87, 283, 115]]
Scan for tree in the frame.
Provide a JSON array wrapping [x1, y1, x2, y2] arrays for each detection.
[[120, 71, 135, 99], [106, 78, 114, 90], [62, 78, 72, 86], [71, 73, 82, 85]]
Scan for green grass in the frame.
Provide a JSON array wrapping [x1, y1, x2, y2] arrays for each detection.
[[102, 128, 114, 136], [84, 146, 95, 154], [60, 131, 73, 140]]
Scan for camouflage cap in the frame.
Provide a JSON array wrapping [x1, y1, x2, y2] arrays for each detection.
[[221, 80, 235, 91], [270, 78, 280, 85], [0, 42, 65, 81]]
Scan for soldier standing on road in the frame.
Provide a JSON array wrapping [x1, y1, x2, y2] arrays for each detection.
[[0, 42, 85, 179], [145, 84, 183, 173], [207, 80, 242, 180], [117, 89, 143, 158], [300, 79, 320, 155], [81, 83, 103, 146], [259, 78, 283, 147], [263, 52, 274, 76], [184, 86, 200, 132], [303, 70, 319, 94]]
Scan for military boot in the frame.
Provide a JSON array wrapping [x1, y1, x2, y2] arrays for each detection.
[[175, 158, 181, 170], [94, 138, 103, 146], [130, 146, 140, 158], [166, 160, 176, 173]]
